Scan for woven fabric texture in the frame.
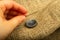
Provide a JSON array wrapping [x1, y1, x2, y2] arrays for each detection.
[[6, 0, 60, 40]]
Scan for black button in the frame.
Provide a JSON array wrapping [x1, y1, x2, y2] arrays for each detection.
[[25, 19, 37, 28]]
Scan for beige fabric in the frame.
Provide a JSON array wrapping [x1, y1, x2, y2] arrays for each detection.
[[6, 0, 60, 40]]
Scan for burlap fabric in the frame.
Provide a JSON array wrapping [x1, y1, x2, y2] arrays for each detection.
[[6, 0, 60, 40]]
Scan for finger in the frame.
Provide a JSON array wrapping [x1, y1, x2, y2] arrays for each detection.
[[11, 1, 27, 14], [0, 15, 26, 39], [1, 1, 27, 14], [12, 1, 27, 14], [0, 1, 27, 21], [8, 15, 25, 28], [0, 1, 27, 16]]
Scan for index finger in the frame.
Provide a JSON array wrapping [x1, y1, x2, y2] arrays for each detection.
[[0, 1, 27, 14]]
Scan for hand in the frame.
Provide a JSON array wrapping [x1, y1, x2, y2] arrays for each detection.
[[0, 0, 27, 40]]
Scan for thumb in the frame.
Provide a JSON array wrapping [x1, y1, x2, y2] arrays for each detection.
[[8, 15, 25, 28]]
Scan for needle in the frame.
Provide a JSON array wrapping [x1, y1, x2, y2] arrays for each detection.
[[26, 10, 38, 17]]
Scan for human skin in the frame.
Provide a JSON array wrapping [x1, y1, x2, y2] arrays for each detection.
[[0, 0, 27, 40]]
